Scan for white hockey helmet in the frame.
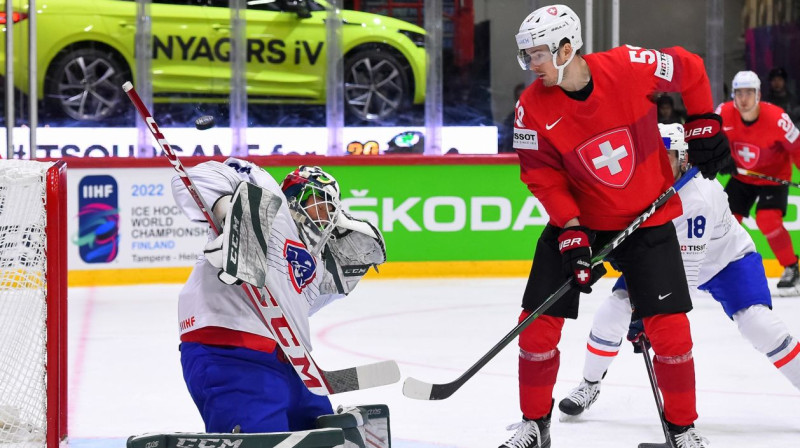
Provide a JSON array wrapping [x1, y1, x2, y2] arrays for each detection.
[[731, 70, 761, 100], [659, 123, 688, 170], [515, 4, 583, 84]]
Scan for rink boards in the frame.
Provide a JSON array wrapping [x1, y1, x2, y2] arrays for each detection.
[[57, 155, 800, 286]]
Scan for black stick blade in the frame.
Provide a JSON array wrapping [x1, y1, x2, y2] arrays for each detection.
[[403, 377, 461, 400], [638, 442, 672, 448]]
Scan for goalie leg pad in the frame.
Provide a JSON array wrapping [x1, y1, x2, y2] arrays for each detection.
[[126, 429, 345, 448], [316, 404, 391, 448]]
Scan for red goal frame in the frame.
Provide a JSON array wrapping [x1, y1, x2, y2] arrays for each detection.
[[45, 161, 67, 448]]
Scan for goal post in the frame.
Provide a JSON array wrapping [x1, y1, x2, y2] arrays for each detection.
[[0, 160, 67, 448]]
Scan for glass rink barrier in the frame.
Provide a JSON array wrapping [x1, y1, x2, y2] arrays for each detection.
[[5, 0, 787, 159]]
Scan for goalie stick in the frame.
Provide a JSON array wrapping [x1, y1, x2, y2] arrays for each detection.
[[403, 166, 700, 400], [122, 81, 400, 395], [637, 337, 675, 448], [737, 168, 800, 189]]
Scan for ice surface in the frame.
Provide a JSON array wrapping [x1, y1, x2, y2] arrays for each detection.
[[68, 278, 800, 447]]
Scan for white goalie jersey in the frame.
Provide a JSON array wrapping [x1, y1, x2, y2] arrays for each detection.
[[172, 158, 343, 350], [675, 174, 755, 288]]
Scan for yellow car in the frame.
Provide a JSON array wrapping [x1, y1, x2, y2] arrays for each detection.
[[0, 0, 426, 122]]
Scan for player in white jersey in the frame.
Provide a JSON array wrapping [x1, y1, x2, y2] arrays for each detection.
[[172, 159, 386, 434], [557, 124, 800, 424]]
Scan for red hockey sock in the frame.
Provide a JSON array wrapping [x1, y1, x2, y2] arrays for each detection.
[[756, 209, 798, 266], [643, 313, 697, 427], [518, 312, 564, 419]]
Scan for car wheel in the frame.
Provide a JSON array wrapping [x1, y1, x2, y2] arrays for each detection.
[[344, 49, 410, 122], [45, 47, 129, 122]]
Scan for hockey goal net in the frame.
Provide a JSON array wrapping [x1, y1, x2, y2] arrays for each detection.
[[0, 160, 67, 448]]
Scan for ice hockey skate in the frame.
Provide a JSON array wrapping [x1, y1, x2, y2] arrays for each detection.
[[499, 415, 551, 448], [558, 379, 600, 419], [666, 423, 710, 448], [776, 262, 800, 296]]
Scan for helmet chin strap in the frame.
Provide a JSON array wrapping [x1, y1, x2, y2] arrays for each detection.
[[552, 49, 577, 86]]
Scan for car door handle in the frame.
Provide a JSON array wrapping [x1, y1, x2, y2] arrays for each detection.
[[212, 24, 231, 32], [118, 21, 136, 30]]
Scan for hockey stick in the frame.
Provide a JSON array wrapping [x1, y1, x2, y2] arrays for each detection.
[[736, 168, 800, 188], [637, 337, 675, 448], [403, 166, 700, 400], [122, 81, 400, 395]]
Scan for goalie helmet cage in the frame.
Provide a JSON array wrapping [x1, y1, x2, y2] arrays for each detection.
[[0, 160, 68, 448]]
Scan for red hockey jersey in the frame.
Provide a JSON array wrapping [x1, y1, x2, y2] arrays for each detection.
[[513, 45, 714, 230], [716, 101, 800, 186]]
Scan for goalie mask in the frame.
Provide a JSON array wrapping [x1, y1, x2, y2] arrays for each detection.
[[281, 165, 342, 256]]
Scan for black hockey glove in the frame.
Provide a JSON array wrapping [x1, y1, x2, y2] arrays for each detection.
[[627, 319, 650, 354], [684, 113, 735, 180], [557, 226, 606, 293]]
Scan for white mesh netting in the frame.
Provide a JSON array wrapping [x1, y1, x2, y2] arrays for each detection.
[[0, 160, 52, 447]]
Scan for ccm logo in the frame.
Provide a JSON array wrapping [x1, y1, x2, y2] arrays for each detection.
[[685, 126, 713, 138], [559, 238, 584, 250], [175, 439, 243, 448]]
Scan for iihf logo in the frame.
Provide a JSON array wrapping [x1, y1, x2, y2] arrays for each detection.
[[283, 239, 316, 293], [76, 175, 120, 263]]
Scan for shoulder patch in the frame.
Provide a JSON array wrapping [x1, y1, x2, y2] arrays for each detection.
[[786, 126, 799, 144], [654, 51, 674, 82], [513, 128, 539, 150], [283, 239, 317, 293]]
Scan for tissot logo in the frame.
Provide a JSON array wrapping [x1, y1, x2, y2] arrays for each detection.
[[513, 128, 538, 150]]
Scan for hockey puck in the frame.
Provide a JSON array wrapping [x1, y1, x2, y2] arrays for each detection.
[[195, 115, 216, 130]]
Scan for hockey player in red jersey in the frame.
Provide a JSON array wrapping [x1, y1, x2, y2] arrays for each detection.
[[501, 4, 733, 448], [716, 70, 800, 296]]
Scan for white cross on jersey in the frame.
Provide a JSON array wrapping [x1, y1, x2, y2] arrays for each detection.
[[592, 141, 629, 175], [738, 146, 756, 163]]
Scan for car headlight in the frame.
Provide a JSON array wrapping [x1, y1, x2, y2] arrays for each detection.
[[398, 30, 425, 48]]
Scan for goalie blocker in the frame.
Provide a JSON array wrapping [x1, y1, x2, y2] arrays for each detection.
[[126, 405, 390, 448]]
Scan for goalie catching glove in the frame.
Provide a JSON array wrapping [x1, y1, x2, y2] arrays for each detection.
[[319, 211, 387, 296]]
